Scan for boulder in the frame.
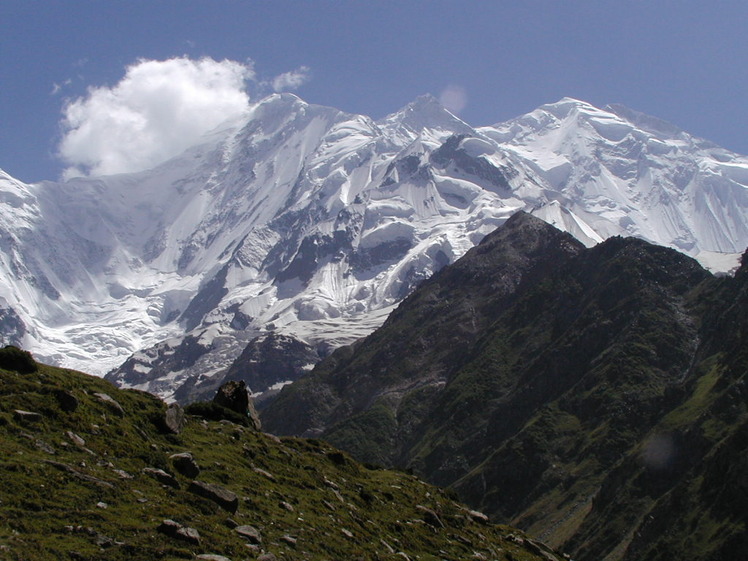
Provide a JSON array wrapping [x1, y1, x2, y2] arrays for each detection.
[[93, 393, 124, 416], [142, 467, 180, 489], [235, 524, 262, 544], [164, 403, 186, 434], [157, 519, 200, 545], [54, 389, 79, 412], [13, 409, 42, 423], [188, 480, 239, 513], [415, 505, 444, 528], [170, 452, 200, 478], [213, 380, 261, 430]]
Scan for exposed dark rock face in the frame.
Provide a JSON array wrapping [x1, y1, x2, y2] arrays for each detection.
[[221, 332, 321, 404], [262, 212, 748, 561]]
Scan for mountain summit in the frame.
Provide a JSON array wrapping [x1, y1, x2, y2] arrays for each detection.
[[0, 95, 746, 398]]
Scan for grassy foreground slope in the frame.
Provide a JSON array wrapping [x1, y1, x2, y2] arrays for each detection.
[[0, 349, 562, 561]]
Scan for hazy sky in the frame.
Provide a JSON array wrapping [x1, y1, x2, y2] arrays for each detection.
[[2, 0, 747, 182]]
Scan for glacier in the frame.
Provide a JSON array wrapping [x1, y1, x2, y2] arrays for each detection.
[[0, 93, 746, 400]]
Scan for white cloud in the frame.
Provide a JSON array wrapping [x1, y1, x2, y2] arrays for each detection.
[[50, 79, 72, 96], [272, 66, 311, 92], [439, 84, 468, 115], [58, 57, 254, 178]]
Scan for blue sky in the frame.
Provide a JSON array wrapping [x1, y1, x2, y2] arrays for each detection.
[[2, 0, 747, 182]]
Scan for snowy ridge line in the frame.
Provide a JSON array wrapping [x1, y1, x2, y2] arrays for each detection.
[[0, 94, 746, 400]]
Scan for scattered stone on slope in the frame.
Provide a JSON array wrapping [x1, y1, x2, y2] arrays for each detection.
[[164, 402, 186, 434], [170, 452, 200, 478], [54, 389, 78, 412], [34, 439, 55, 454], [213, 380, 261, 430], [13, 409, 42, 423], [280, 534, 297, 546], [416, 505, 445, 528], [93, 393, 125, 416], [142, 467, 180, 489], [44, 460, 114, 488], [195, 555, 231, 561], [188, 480, 239, 513], [157, 519, 200, 545], [466, 508, 490, 525], [235, 524, 262, 544], [65, 431, 86, 447], [252, 467, 275, 481]]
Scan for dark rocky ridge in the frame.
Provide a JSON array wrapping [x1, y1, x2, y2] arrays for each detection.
[[262, 211, 747, 561]]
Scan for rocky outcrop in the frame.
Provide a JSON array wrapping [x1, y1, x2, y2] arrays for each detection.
[[213, 380, 261, 430], [163, 403, 185, 434]]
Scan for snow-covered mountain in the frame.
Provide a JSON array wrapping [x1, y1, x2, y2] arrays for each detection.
[[1, 94, 746, 400]]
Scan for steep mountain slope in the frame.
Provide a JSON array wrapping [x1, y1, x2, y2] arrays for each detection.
[[0, 347, 563, 561], [262, 212, 747, 561], [1, 94, 746, 401]]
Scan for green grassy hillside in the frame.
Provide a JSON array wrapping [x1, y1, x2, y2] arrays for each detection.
[[0, 348, 562, 561]]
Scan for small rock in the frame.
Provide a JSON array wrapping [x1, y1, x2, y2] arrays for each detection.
[[96, 502, 108, 509], [279, 500, 294, 512], [44, 460, 114, 488], [66, 431, 86, 447], [94, 533, 114, 547], [188, 480, 239, 513], [93, 393, 124, 416], [195, 555, 231, 561], [264, 433, 282, 444], [253, 467, 275, 481], [341, 528, 354, 539], [35, 439, 55, 454], [467, 509, 489, 525], [164, 403, 186, 434], [224, 518, 239, 529], [113, 469, 133, 479], [142, 467, 180, 489], [170, 452, 200, 478], [257, 554, 277, 561], [13, 409, 42, 423], [235, 524, 262, 544], [416, 505, 445, 529], [54, 389, 79, 412], [157, 519, 200, 545], [280, 534, 297, 546]]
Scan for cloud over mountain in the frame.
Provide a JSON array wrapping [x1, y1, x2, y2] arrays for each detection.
[[58, 57, 254, 179]]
